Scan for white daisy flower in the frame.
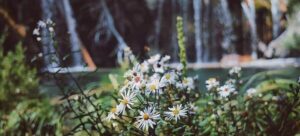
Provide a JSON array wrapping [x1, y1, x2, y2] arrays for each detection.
[[225, 79, 237, 85], [175, 82, 184, 89], [206, 78, 220, 90], [124, 69, 133, 79], [37, 53, 43, 57], [131, 72, 145, 90], [33, 28, 40, 35], [37, 20, 46, 28], [117, 90, 136, 114], [164, 104, 187, 122], [146, 78, 162, 94], [147, 54, 161, 64], [150, 73, 160, 80], [105, 107, 119, 121], [124, 66, 142, 81], [161, 72, 177, 85], [161, 55, 171, 63], [182, 77, 195, 90], [229, 67, 241, 76], [176, 63, 184, 71], [36, 37, 41, 41], [175, 64, 184, 76], [46, 19, 53, 25], [134, 107, 160, 131], [187, 102, 198, 114], [124, 69, 132, 76], [246, 88, 257, 97], [218, 84, 236, 98], [48, 27, 54, 32], [140, 61, 150, 73], [153, 62, 165, 73]]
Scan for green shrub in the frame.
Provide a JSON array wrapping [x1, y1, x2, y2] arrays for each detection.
[[0, 39, 38, 110], [0, 34, 64, 135], [0, 99, 63, 135]]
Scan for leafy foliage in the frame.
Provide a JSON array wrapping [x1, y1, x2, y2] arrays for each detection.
[[198, 68, 300, 135], [0, 99, 63, 135], [0, 35, 38, 111], [0, 35, 63, 135], [287, 0, 300, 15]]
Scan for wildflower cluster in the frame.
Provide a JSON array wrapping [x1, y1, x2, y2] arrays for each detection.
[[64, 61, 300, 135], [104, 54, 200, 134], [205, 67, 242, 99], [200, 67, 243, 134], [33, 19, 55, 41], [198, 66, 300, 135]]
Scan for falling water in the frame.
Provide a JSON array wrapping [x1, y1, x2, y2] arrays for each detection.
[[100, 0, 128, 64], [241, 0, 258, 59], [153, 0, 164, 50], [171, 0, 178, 62], [193, 0, 202, 63], [61, 0, 84, 67], [220, 0, 234, 52], [271, 0, 281, 38], [41, 0, 60, 70], [202, 0, 212, 62]]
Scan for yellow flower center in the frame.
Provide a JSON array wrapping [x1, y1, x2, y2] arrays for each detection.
[[150, 84, 156, 91], [121, 99, 129, 105], [165, 74, 171, 80], [208, 78, 215, 82], [143, 113, 150, 120], [111, 108, 117, 113], [183, 79, 188, 84], [172, 108, 180, 115]]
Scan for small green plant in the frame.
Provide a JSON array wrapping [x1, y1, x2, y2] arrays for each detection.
[[0, 33, 63, 135], [0, 36, 38, 111], [0, 99, 63, 135], [176, 16, 187, 76]]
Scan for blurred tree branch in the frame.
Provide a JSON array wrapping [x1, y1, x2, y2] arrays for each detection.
[[0, 7, 26, 38]]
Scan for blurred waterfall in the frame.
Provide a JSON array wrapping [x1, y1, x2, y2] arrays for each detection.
[[60, 0, 84, 67], [241, 0, 258, 59], [202, 0, 211, 62], [193, 0, 202, 63], [181, 0, 189, 48], [220, 0, 234, 52], [154, 0, 164, 50], [41, 0, 60, 70], [271, 0, 281, 38], [171, 0, 178, 62], [99, 0, 128, 64]]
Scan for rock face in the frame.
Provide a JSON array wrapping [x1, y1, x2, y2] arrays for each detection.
[[263, 10, 300, 58]]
